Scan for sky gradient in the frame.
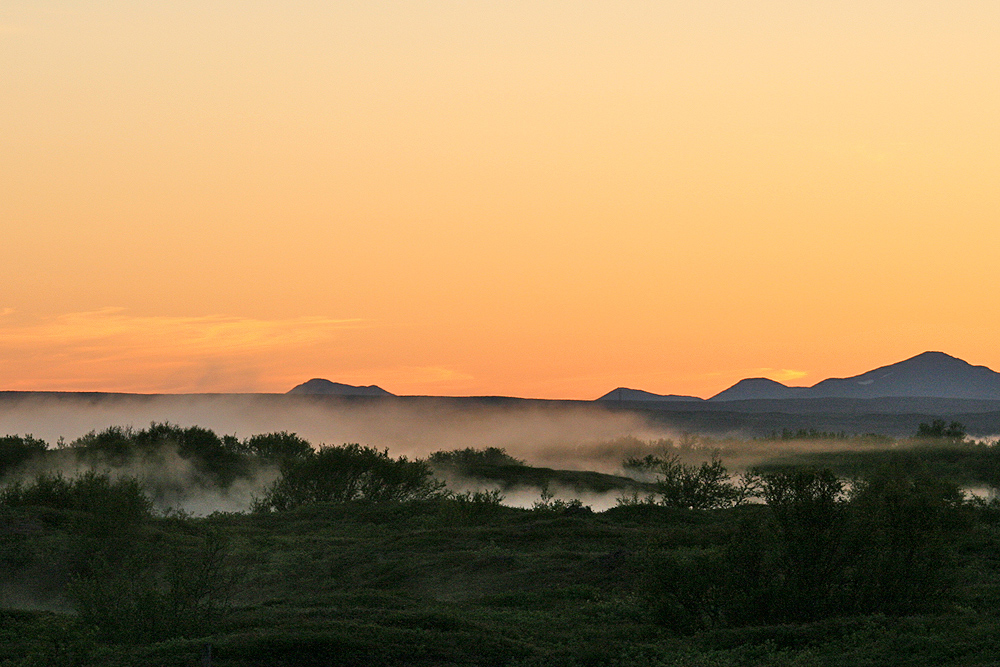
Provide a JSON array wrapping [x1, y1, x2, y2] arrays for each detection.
[[3, 1, 1000, 398]]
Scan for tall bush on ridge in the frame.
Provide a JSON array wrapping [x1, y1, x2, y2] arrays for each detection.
[[0, 434, 48, 476], [916, 419, 966, 441], [428, 447, 525, 470], [0, 471, 153, 526], [252, 444, 442, 512]]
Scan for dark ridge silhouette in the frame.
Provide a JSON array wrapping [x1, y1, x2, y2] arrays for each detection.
[[286, 379, 394, 396], [596, 387, 703, 402], [708, 351, 1000, 402]]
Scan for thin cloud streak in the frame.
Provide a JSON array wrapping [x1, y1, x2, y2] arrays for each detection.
[[750, 368, 809, 383], [0, 309, 362, 393]]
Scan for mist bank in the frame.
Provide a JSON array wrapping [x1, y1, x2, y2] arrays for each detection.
[[0, 393, 669, 471], [3, 392, 1000, 462]]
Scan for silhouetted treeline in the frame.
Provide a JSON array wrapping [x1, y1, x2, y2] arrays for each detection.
[[761, 428, 894, 443], [0, 423, 317, 486], [916, 419, 967, 440]]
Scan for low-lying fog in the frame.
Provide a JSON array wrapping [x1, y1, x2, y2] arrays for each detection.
[[0, 394, 671, 472], [5, 393, 982, 515], [0, 394, 679, 514]]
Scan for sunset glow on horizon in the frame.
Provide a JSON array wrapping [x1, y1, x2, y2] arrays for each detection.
[[3, 1, 1000, 399]]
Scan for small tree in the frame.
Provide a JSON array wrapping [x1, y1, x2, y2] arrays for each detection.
[[625, 454, 743, 510], [756, 468, 845, 621], [844, 459, 965, 614]]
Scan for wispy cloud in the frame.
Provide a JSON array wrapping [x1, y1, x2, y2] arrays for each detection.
[[697, 367, 810, 394], [0, 23, 29, 35], [337, 366, 474, 393], [0, 309, 362, 392], [748, 368, 809, 383]]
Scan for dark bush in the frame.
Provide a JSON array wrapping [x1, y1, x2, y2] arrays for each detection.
[[648, 464, 966, 630], [428, 447, 525, 470], [843, 459, 966, 615], [252, 444, 443, 512], [916, 419, 966, 440], [242, 431, 313, 462], [756, 468, 846, 621]]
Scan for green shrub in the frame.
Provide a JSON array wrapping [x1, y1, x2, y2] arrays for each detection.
[[916, 419, 966, 440], [755, 468, 846, 621], [0, 471, 152, 525], [68, 530, 235, 644], [531, 485, 591, 515], [843, 459, 966, 615], [647, 464, 967, 630]]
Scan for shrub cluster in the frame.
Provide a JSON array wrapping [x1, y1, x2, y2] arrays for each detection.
[[67, 531, 236, 644], [252, 444, 443, 512], [428, 446, 525, 471], [72, 423, 249, 487], [646, 461, 967, 630], [0, 471, 153, 524]]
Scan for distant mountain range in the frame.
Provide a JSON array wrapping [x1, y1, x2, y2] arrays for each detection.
[[287, 379, 394, 397], [292, 352, 1000, 404], [597, 352, 1000, 403]]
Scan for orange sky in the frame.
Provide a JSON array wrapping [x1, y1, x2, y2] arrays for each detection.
[[3, 1, 1000, 398]]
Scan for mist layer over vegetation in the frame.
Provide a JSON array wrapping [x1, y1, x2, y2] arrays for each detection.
[[0, 394, 667, 474], [5, 419, 1000, 665]]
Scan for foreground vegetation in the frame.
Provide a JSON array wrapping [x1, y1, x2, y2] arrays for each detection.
[[3, 424, 1000, 665]]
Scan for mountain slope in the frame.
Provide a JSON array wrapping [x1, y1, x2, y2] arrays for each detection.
[[806, 351, 1000, 400], [709, 352, 1000, 401]]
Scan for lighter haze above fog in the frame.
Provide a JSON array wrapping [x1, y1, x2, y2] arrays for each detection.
[[2, 1, 999, 399]]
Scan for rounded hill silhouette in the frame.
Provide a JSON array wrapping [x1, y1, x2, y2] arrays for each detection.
[[287, 379, 394, 397]]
